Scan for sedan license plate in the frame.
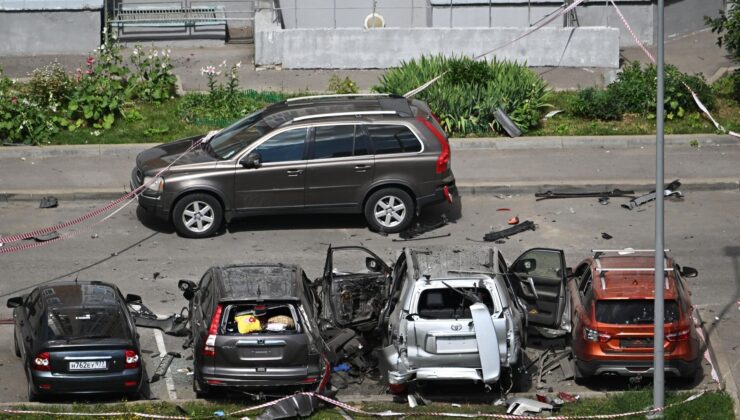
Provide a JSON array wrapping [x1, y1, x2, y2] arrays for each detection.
[[69, 361, 107, 371]]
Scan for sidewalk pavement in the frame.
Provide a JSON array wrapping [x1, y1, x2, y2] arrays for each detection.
[[0, 29, 733, 92], [1, 134, 737, 201]]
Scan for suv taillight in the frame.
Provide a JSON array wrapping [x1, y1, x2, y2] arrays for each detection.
[[125, 349, 140, 369], [33, 352, 51, 371], [666, 328, 690, 342], [418, 116, 450, 174], [584, 327, 611, 343], [203, 304, 223, 357]]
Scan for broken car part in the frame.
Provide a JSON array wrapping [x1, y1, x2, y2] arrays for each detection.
[[621, 179, 683, 210], [397, 215, 449, 240], [256, 394, 320, 420], [483, 220, 535, 242], [149, 352, 181, 383], [494, 108, 522, 138], [535, 189, 635, 201], [33, 231, 60, 242], [506, 397, 553, 415], [129, 301, 189, 337], [39, 196, 58, 209]]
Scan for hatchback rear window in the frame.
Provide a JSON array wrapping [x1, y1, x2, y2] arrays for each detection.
[[595, 300, 679, 324], [45, 306, 130, 340], [417, 288, 496, 320], [367, 125, 422, 154], [221, 303, 302, 335]]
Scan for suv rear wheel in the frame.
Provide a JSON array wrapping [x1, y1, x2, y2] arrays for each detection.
[[364, 188, 414, 233], [173, 193, 223, 238]]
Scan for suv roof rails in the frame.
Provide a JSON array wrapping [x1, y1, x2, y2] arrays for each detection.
[[285, 93, 400, 103], [594, 256, 672, 291], [292, 110, 399, 123], [592, 248, 670, 259]]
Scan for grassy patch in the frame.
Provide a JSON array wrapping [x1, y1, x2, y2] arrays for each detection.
[[0, 391, 732, 419]]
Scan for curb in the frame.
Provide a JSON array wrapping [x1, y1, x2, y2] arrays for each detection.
[[2, 179, 738, 203], [696, 308, 740, 419], [0, 134, 737, 159]]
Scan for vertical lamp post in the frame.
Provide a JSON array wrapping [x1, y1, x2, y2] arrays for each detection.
[[653, 0, 666, 412]]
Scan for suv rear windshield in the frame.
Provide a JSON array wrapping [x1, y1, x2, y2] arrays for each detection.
[[45, 306, 130, 340], [417, 288, 495, 320], [595, 300, 679, 325], [221, 303, 302, 335]]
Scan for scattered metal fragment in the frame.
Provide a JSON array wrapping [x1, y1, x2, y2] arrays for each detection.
[[33, 231, 60, 242], [149, 351, 181, 383], [558, 391, 580, 402], [506, 397, 553, 415], [507, 215, 519, 225], [535, 189, 635, 201], [392, 232, 451, 242], [496, 208, 511, 212], [39, 196, 58, 209], [543, 110, 563, 120], [494, 108, 522, 138], [601, 232, 613, 240], [621, 179, 683, 210], [483, 220, 535, 242], [398, 215, 448, 240], [256, 394, 319, 420], [130, 302, 189, 336], [598, 197, 610, 205]]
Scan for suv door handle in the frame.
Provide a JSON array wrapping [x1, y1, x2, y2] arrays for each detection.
[[286, 169, 303, 176], [354, 164, 372, 172]]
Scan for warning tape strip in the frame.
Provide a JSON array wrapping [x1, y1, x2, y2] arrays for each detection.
[[0, 390, 707, 419], [609, 0, 740, 139], [0, 138, 203, 253]]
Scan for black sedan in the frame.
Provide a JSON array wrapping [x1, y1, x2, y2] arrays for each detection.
[[7, 281, 144, 401]]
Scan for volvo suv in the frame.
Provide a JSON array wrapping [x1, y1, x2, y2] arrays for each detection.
[[132, 94, 456, 238], [568, 250, 703, 381]]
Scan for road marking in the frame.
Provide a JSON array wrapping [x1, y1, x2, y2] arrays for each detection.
[[153, 329, 178, 401]]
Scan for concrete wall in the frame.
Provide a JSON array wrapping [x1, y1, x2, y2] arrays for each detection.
[[578, 1, 654, 47], [665, 0, 723, 39], [276, 0, 428, 28], [430, 4, 562, 28], [256, 25, 620, 69], [0, 10, 102, 56]]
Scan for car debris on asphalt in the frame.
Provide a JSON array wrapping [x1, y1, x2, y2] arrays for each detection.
[[622, 179, 683, 210], [482, 220, 535, 242], [38, 196, 58, 209], [393, 215, 451, 242], [506, 397, 554, 415], [535, 188, 635, 201]]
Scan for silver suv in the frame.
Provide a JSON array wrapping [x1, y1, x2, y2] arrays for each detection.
[[131, 94, 456, 238]]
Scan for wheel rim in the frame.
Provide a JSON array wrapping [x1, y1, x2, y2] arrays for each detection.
[[373, 195, 407, 228], [181, 201, 215, 233]]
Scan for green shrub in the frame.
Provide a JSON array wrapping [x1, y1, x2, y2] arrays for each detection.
[[328, 75, 359, 94], [178, 90, 287, 126], [706, 0, 740, 61], [572, 87, 624, 121], [374, 55, 550, 135], [0, 69, 59, 144], [713, 70, 740, 102], [128, 45, 178, 102], [28, 61, 74, 108], [572, 61, 715, 120]]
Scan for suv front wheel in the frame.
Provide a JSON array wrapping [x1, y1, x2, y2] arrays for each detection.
[[364, 188, 414, 233], [173, 193, 223, 238]]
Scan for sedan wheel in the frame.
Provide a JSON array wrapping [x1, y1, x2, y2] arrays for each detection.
[[173, 193, 223, 238], [364, 188, 414, 233]]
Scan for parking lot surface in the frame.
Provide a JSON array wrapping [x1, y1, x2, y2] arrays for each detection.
[[0, 191, 738, 403]]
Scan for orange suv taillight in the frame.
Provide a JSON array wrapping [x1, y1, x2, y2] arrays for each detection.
[[203, 304, 223, 357], [584, 327, 611, 343], [33, 352, 51, 371], [666, 328, 690, 342], [418, 116, 450, 174]]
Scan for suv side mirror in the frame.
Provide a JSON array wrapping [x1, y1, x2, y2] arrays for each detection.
[[366, 257, 382, 273], [680, 266, 698, 278], [125, 294, 143, 305], [240, 152, 262, 169], [178, 279, 198, 301], [514, 258, 537, 273], [7, 297, 22, 308]]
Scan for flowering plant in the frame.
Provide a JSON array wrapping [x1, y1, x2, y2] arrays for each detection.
[[129, 45, 177, 102]]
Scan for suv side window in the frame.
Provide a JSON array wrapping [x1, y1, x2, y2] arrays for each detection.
[[199, 272, 213, 315], [367, 124, 422, 155], [254, 128, 307, 163], [578, 268, 593, 295], [312, 125, 369, 159]]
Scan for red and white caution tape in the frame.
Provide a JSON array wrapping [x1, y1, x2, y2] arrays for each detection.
[[0, 390, 708, 419], [609, 0, 739, 139], [0, 138, 204, 254]]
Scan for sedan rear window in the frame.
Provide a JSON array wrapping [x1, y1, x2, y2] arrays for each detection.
[[595, 300, 679, 325], [45, 306, 130, 340], [417, 288, 495, 320], [222, 303, 302, 335]]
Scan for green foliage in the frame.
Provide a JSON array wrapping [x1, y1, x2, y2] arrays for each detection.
[[327, 75, 359, 94], [713, 70, 740, 102], [571, 61, 715, 121], [0, 68, 59, 145], [27, 61, 74, 108], [706, 0, 740, 61], [128, 45, 178, 102], [375, 55, 550, 135]]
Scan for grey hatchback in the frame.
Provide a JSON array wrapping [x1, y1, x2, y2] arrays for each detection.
[[132, 94, 456, 238]]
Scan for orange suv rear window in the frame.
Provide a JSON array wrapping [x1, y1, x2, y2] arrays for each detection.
[[595, 300, 679, 325]]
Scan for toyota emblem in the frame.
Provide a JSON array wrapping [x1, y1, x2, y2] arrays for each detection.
[[451, 323, 462, 331]]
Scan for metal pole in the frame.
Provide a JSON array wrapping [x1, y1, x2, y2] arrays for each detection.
[[653, 0, 666, 412], [449, 0, 453, 28]]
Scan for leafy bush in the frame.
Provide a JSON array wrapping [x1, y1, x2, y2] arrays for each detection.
[[129, 45, 177, 102], [28, 61, 74, 108], [706, 0, 740, 61], [374, 55, 550, 135], [713, 70, 740, 102], [328, 75, 359, 94], [0, 69, 59, 144], [572, 61, 715, 120]]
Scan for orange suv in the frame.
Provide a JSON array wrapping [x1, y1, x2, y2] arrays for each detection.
[[568, 250, 703, 381]]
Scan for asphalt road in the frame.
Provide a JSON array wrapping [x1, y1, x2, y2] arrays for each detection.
[[0, 190, 736, 403]]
